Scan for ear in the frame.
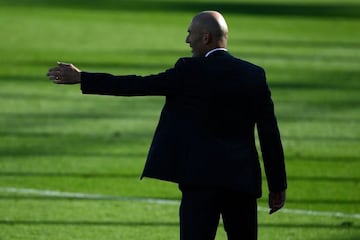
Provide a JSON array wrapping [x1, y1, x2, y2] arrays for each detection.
[[202, 32, 211, 45]]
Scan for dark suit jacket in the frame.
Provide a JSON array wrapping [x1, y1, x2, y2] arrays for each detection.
[[81, 50, 287, 198]]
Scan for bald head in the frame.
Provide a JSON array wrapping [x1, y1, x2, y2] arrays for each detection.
[[193, 11, 228, 44], [186, 11, 228, 57]]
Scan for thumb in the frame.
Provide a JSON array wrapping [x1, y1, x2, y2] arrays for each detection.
[[57, 61, 81, 72], [57, 61, 71, 66], [57, 61, 72, 67]]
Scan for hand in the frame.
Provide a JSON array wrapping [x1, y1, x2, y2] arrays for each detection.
[[268, 190, 286, 214], [47, 62, 81, 84]]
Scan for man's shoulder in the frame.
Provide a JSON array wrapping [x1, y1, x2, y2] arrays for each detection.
[[176, 56, 203, 64], [173, 57, 205, 71], [173, 54, 265, 74], [236, 58, 265, 73]]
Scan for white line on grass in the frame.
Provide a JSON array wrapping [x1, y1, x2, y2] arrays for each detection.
[[0, 187, 179, 205], [1, 187, 359, 220]]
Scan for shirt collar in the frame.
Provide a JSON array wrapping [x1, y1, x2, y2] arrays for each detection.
[[205, 48, 228, 57]]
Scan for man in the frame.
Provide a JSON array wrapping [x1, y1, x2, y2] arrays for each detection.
[[47, 11, 286, 240]]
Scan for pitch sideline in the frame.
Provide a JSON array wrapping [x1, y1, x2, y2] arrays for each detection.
[[1, 187, 359, 220]]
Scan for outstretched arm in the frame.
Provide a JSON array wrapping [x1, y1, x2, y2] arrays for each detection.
[[47, 62, 81, 84]]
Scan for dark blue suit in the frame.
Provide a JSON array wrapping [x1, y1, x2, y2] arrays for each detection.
[[81, 50, 286, 239]]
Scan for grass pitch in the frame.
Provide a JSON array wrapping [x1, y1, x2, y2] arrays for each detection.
[[0, 0, 359, 239]]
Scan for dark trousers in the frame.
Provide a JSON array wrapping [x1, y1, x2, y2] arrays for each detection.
[[179, 185, 258, 240]]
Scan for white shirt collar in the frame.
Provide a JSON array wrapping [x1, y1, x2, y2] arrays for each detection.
[[205, 48, 228, 57]]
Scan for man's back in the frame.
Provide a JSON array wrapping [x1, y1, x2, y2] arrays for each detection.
[[141, 51, 284, 197]]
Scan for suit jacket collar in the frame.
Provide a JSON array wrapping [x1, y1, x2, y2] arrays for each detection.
[[205, 49, 230, 58]]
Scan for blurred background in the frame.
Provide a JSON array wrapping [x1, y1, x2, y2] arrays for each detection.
[[0, 0, 359, 239]]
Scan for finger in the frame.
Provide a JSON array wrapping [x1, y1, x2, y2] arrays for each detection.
[[47, 69, 61, 77], [269, 203, 284, 214], [269, 207, 280, 214], [48, 67, 60, 74], [269, 202, 284, 214], [270, 199, 283, 207], [53, 79, 64, 84], [48, 76, 62, 82], [47, 72, 57, 77], [47, 70, 62, 80], [47, 72, 61, 80], [269, 199, 284, 208], [49, 66, 60, 71], [47, 70, 57, 78], [48, 75, 57, 80]]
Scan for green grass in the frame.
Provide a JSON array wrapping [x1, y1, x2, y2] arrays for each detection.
[[0, 0, 359, 239]]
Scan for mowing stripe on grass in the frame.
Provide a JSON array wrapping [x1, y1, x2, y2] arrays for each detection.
[[1, 187, 359, 220], [0, 187, 179, 205]]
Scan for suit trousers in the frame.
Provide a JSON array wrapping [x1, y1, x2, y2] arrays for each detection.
[[179, 184, 258, 240]]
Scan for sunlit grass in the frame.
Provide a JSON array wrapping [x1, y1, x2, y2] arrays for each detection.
[[0, 0, 359, 239]]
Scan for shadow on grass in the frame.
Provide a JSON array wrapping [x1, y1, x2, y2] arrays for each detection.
[[1, 131, 360, 163], [284, 198, 360, 205], [0, 220, 358, 229], [231, 39, 360, 50], [317, 234, 360, 240], [287, 175, 360, 183], [1, 171, 359, 184], [0, 220, 178, 227], [1, 0, 360, 19], [260, 222, 359, 229], [1, 186, 358, 206], [1, 195, 359, 206], [279, 116, 360, 124], [283, 135, 360, 143], [0, 195, 180, 202], [285, 155, 360, 163], [0, 172, 139, 179]]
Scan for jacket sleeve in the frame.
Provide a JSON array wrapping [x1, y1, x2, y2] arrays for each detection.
[[256, 70, 287, 193], [80, 60, 184, 96]]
